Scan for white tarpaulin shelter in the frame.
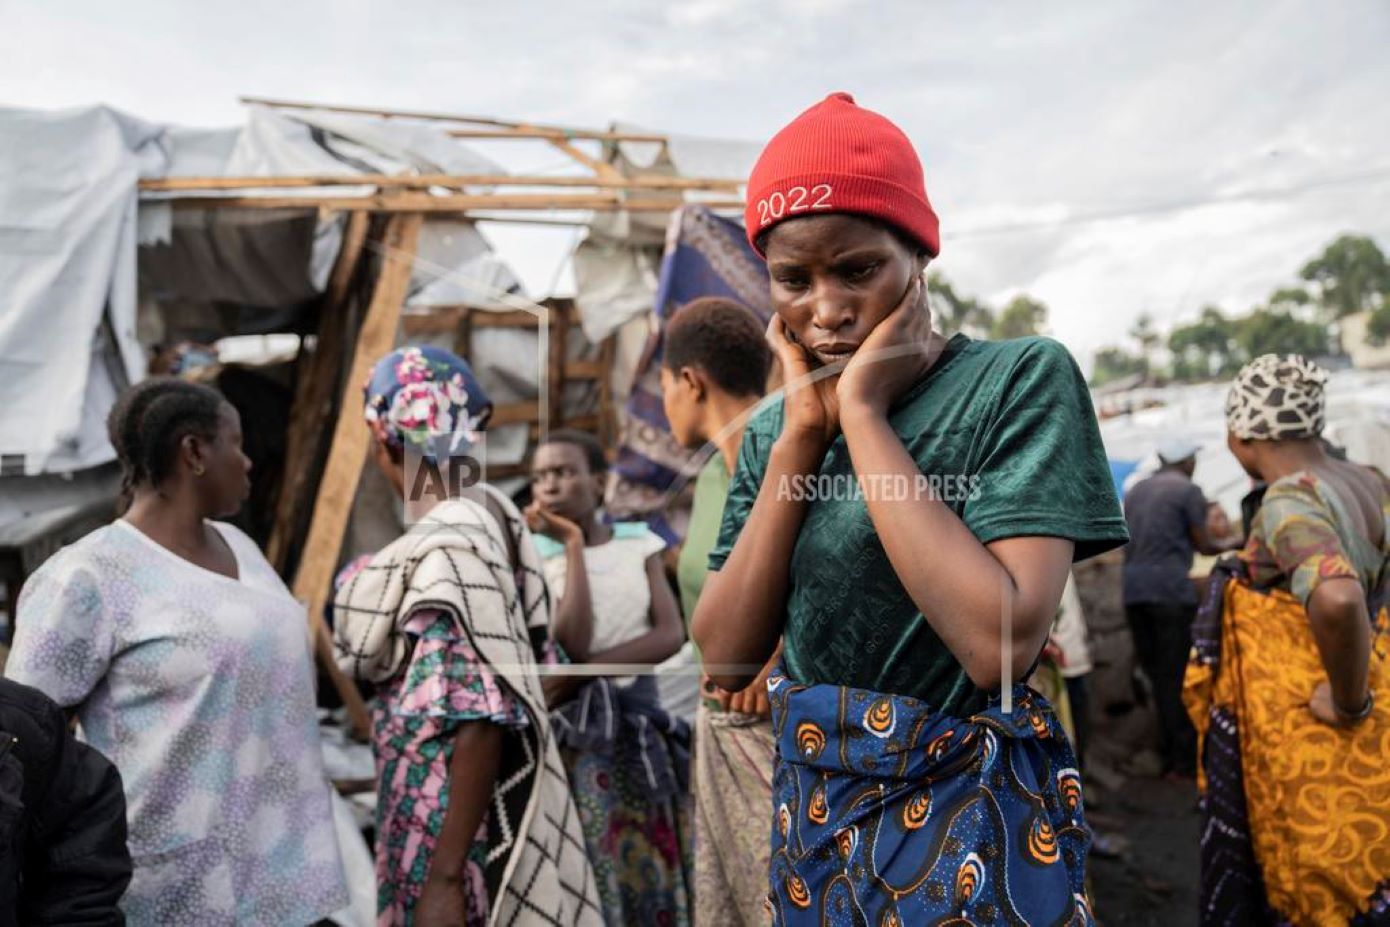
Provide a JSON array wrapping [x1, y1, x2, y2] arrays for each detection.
[[1098, 370, 1390, 520], [0, 102, 524, 475], [1, 95, 748, 733], [1, 100, 746, 478], [0, 106, 165, 474]]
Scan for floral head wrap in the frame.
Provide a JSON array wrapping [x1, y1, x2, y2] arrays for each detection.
[[363, 346, 492, 461]]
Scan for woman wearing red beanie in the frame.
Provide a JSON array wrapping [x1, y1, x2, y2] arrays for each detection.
[[692, 93, 1127, 925]]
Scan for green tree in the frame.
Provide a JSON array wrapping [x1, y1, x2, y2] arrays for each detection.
[[1299, 234, 1390, 320], [1168, 306, 1238, 381], [1366, 304, 1390, 345], [927, 272, 993, 338], [991, 295, 1048, 340], [1091, 347, 1147, 387], [1235, 308, 1329, 359], [1267, 286, 1313, 316], [1129, 312, 1161, 372]]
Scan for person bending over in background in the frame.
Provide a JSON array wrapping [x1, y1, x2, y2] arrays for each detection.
[[1122, 439, 1240, 778]]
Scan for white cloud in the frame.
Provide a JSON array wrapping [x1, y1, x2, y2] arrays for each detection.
[[1, 0, 1387, 366]]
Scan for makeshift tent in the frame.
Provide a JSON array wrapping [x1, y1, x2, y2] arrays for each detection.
[[0, 97, 749, 737]]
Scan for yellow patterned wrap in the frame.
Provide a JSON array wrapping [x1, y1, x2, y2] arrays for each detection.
[[1184, 580, 1390, 926]]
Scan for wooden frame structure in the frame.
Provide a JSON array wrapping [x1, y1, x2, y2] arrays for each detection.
[[401, 299, 616, 478], [138, 98, 744, 738]]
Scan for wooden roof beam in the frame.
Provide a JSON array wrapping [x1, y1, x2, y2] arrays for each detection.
[[139, 173, 742, 193], [160, 192, 744, 212], [238, 96, 667, 143], [448, 127, 667, 143]]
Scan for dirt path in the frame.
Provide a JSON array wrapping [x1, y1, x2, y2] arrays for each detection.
[[1089, 775, 1201, 925]]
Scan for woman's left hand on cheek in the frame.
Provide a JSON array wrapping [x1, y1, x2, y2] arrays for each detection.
[[836, 275, 934, 417]]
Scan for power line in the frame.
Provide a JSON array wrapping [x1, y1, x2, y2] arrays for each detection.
[[947, 166, 1390, 240]]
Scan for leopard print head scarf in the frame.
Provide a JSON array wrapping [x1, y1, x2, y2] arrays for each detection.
[[1225, 353, 1328, 441]]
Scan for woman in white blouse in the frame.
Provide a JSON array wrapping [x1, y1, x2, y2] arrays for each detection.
[[8, 377, 346, 925]]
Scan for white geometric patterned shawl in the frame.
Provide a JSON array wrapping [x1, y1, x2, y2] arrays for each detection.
[[333, 487, 602, 927]]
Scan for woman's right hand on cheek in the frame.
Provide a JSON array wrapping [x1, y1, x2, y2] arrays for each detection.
[[524, 502, 584, 547], [767, 314, 841, 449]]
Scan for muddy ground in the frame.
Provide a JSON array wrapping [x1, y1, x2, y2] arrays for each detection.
[[1089, 775, 1201, 925], [1075, 551, 1204, 925]]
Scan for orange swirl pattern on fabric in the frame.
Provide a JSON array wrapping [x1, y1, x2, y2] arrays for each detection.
[[926, 729, 955, 763], [955, 854, 984, 904], [901, 791, 931, 830], [1185, 581, 1390, 925], [1057, 769, 1083, 815], [863, 698, 896, 737], [1026, 816, 1060, 865], [835, 826, 857, 861], [785, 873, 811, 909], [796, 721, 826, 760]]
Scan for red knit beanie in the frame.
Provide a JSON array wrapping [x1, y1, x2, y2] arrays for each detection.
[[744, 92, 940, 259]]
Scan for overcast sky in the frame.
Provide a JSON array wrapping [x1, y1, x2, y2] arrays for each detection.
[[3, 0, 1388, 365]]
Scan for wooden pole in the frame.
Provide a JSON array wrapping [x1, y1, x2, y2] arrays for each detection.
[[139, 173, 741, 193], [292, 212, 423, 740], [548, 299, 571, 432], [237, 97, 670, 143], [449, 127, 667, 143], [545, 137, 625, 183], [240, 95, 523, 129], [266, 211, 371, 571], [598, 335, 616, 449], [159, 192, 744, 212], [466, 213, 619, 228]]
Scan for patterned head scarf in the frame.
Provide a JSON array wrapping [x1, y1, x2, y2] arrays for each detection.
[[363, 346, 492, 460], [1225, 353, 1328, 441]]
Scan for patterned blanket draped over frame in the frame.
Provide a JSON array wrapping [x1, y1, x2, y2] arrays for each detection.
[[765, 666, 1095, 926], [607, 205, 771, 539], [1184, 560, 1390, 927]]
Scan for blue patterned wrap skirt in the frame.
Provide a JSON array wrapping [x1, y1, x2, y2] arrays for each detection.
[[765, 666, 1094, 926]]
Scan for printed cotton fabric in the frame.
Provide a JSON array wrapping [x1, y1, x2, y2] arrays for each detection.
[[1185, 566, 1390, 926], [369, 608, 530, 925], [552, 676, 694, 927], [693, 706, 776, 927], [333, 490, 603, 927], [765, 666, 1094, 926]]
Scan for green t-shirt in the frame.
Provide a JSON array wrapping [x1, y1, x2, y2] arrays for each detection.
[[677, 454, 731, 631], [707, 334, 1128, 715]]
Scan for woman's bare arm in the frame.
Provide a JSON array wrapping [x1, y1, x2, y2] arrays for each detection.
[[691, 434, 825, 690], [1307, 577, 1372, 715], [416, 721, 502, 923]]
